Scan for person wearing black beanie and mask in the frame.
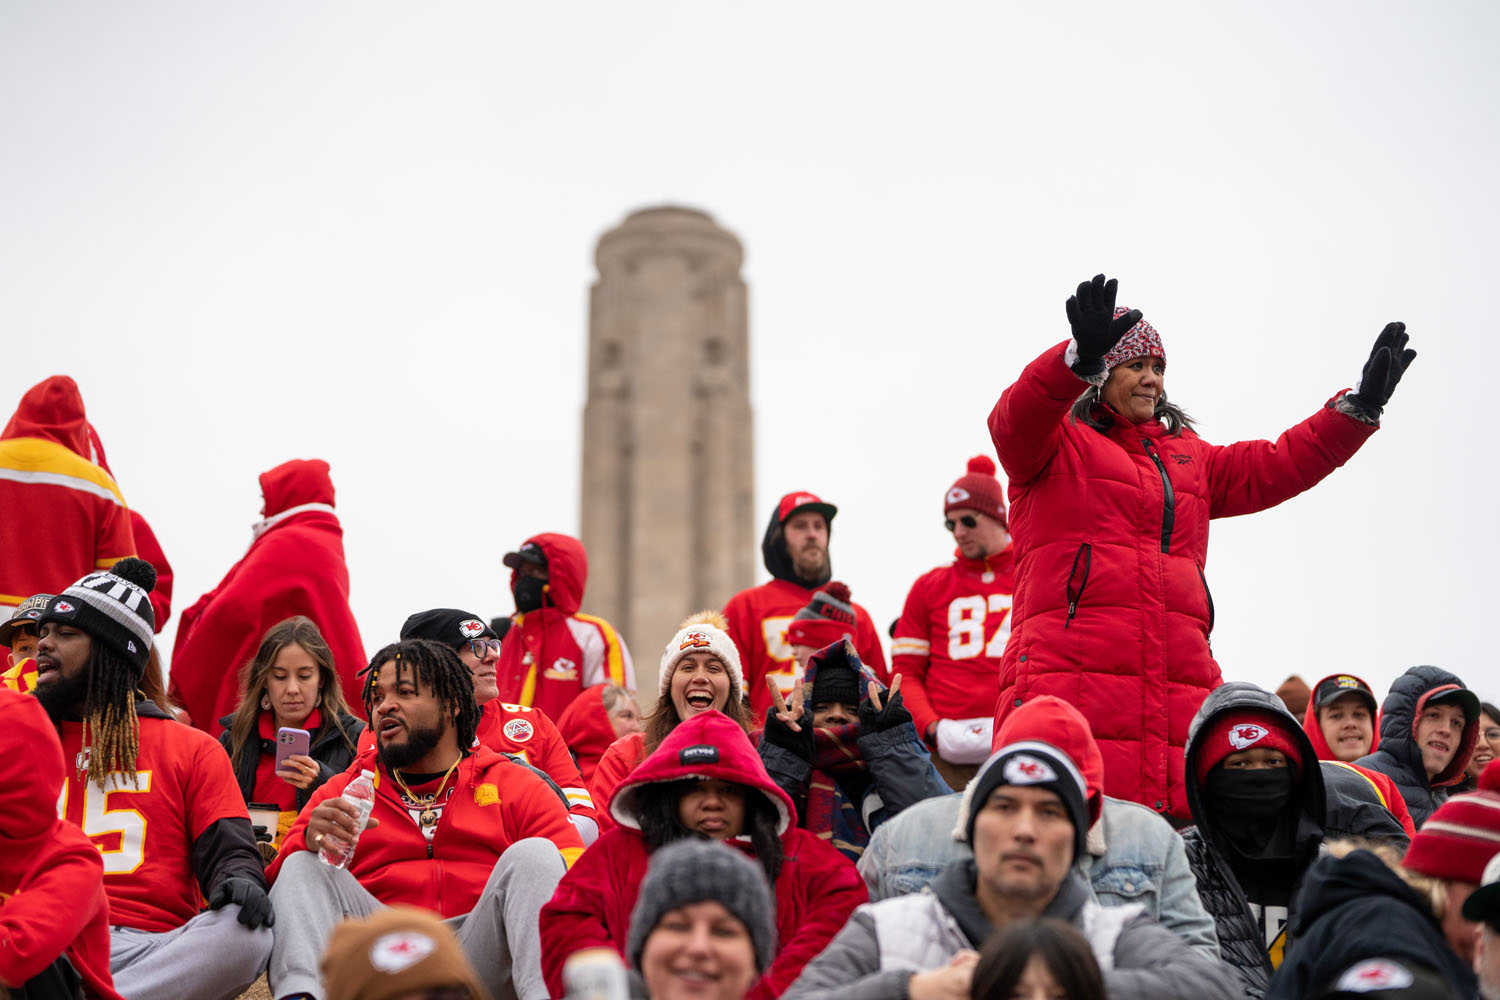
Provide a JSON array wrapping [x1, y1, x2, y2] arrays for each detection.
[[1182, 682, 1409, 999]]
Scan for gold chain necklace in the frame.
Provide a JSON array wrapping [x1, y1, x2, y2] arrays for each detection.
[[389, 754, 464, 829]]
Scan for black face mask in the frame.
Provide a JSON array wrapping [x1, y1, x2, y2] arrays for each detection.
[[1205, 767, 1295, 825], [513, 574, 547, 614]]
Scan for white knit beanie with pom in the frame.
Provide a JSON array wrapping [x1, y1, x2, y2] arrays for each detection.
[[658, 610, 744, 704]]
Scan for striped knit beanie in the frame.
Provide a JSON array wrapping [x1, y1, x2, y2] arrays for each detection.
[[1100, 308, 1165, 371], [39, 557, 157, 675], [1403, 762, 1500, 884], [786, 581, 857, 650]]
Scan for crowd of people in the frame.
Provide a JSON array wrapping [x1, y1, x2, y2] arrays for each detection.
[[2, 274, 1496, 1000]]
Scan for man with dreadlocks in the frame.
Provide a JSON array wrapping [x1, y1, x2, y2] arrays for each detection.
[[265, 638, 584, 1000], [35, 557, 274, 1000]]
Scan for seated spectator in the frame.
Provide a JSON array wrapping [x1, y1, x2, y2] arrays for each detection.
[[0, 688, 119, 999], [1355, 665, 1480, 826], [783, 739, 1236, 1000], [399, 607, 599, 842], [35, 558, 273, 999], [1265, 839, 1476, 1000], [1465, 850, 1500, 1000], [757, 639, 948, 861], [540, 710, 867, 1000], [628, 840, 777, 1000], [218, 616, 365, 847], [0, 593, 48, 692], [1182, 682, 1408, 998], [1456, 699, 1499, 792], [266, 639, 584, 1000], [590, 612, 752, 831], [1300, 673, 1417, 838], [555, 683, 641, 784], [321, 907, 487, 1000], [969, 918, 1105, 1000], [857, 695, 1219, 960]]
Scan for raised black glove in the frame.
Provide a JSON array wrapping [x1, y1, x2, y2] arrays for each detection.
[[1348, 322, 1416, 412], [762, 706, 815, 762], [209, 876, 274, 928], [1066, 274, 1143, 377], [859, 685, 913, 735]]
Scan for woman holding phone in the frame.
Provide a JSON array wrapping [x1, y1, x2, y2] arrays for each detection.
[[219, 616, 365, 847]]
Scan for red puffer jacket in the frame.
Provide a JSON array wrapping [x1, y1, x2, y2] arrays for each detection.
[[540, 711, 866, 999], [989, 341, 1375, 819]]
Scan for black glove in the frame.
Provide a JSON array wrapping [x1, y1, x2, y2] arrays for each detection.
[[1348, 322, 1416, 412], [209, 876, 274, 928], [1066, 274, 1143, 377], [859, 686, 913, 735], [762, 706, 815, 762]]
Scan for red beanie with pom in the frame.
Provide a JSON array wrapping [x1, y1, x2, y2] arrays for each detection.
[[1403, 760, 1500, 885], [786, 582, 858, 649], [946, 456, 1007, 527]]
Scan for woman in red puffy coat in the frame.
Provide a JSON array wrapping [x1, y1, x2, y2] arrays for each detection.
[[989, 274, 1415, 821], [540, 710, 866, 999]]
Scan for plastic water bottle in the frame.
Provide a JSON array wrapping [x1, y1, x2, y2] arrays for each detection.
[[562, 948, 630, 1000], [319, 769, 376, 869]]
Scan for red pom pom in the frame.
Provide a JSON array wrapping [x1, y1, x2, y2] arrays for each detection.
[[821, 581, 851, 603], [965, 455, 996, 476]]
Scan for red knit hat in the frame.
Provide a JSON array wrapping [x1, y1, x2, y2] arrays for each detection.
[[1195, 709, 1305, 786], [1402, 761, 1500, 885], [786, 581, 857, 650], [945, 456, 1007, 528], [1100, 308, 1165, 371]]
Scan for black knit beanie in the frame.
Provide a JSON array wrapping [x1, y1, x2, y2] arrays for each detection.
[[963, 740, 1090, 864], [39, 557, 157, 676], [626, 839, 776, 974], [808, 640, 861, 708]]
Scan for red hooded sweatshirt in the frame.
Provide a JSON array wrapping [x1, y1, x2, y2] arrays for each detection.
[[555, 684, 621, 785], [0, 691, 121, 999], [540, 711, 867, 1000], [170, 459, 366, 734], [86, 424, 173, 631], [494, 533, 634, 721], [0, 376, 135, 612], [993, 694, 1105, 825], [1300, 672, 1415, 839]]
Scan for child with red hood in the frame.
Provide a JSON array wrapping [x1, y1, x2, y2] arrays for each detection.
[[0, 376, 136, 612], [0, 689, 121, 999], [1300, 672, 1415, 838], [171, 458, 367, 734], [540, 710, 867, 1000]]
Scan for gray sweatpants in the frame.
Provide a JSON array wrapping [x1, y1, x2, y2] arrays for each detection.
[[268, 837, 566, 1000], [110, 905, 273, 1000]]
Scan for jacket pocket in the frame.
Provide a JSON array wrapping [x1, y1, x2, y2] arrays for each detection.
[[1090, 863, 1156, 909], [1196, 563, 1215, 633], [1065, 543, 1091, 630]]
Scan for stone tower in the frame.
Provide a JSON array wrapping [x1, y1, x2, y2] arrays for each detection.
[[580, 207, 756, 699]]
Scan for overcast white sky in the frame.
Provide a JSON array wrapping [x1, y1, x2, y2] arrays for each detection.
[[3, 2, 1495, 707]]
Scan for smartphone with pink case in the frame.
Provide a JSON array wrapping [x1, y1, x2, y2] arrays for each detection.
[[275, 727, 311, 770]]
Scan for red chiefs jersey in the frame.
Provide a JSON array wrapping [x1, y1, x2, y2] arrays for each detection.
[[724, 578, 888, 719], [892, 547, 1016, 736], [57, 717, 251, 933]]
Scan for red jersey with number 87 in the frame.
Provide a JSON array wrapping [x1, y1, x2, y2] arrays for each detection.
[[57, 717, 251, 932]]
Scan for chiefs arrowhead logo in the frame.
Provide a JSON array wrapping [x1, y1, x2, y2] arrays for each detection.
[[1002, 753, 1057, 786], [946, 487, 971, 504], [1227, 724, 1268, 750], [680, 632, 712, 650], [458, 619, 485, 639], [54, 600, 75, 615], [502, 718, 534, 744], [369, 931, 437, 973], [1335, 959, 1412, 992]]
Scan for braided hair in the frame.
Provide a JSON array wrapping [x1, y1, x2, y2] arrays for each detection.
[[360, 639, 480, 751], [79, 642, 144, 789]]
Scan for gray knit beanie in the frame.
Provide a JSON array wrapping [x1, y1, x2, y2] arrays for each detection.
[[626, 840, 776, 974]]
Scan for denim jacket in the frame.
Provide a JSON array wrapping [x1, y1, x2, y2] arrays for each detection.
[[856, 791, 1220, 961]]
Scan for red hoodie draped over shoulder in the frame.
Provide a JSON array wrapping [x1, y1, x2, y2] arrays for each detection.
[[989, 341, 1376, 820], [0, 377, 135, 612], [556, 684, 621, 785], [170, 459, 366, 734], [0, 690, 121, 999], [540, 711, 866, 999]]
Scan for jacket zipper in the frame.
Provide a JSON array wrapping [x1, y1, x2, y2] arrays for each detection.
[[1196, 564, 1215, 633], [1065, 543, 1091, 629], [1142, 438, 1174, 554]]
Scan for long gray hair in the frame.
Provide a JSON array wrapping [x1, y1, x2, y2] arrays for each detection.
[[1069, 386, 1195, 436]]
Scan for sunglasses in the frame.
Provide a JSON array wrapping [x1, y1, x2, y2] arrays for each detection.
[[945, 515, 978, 532], [467, 639, 501, 659]]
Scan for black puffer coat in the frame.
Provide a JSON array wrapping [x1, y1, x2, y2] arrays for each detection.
[[1266, 848, 1475, 999], [218, 710, 365, 811], [1354, 664, 1480, 827], [1181, 683, 1406, 999]]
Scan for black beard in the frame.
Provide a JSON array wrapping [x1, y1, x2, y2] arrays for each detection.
[[377, 718, 444, 771], [34, 669, 88, 723]]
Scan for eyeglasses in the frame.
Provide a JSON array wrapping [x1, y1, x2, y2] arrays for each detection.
[[1485, 727, 1500, 742], [467, 639, 501, 659], [945, 515, 978, 532]]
